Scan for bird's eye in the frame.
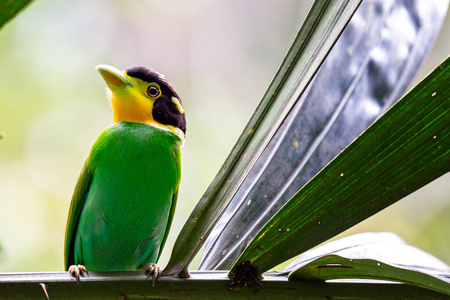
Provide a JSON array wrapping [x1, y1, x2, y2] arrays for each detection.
[[147, 86, 160, 97]]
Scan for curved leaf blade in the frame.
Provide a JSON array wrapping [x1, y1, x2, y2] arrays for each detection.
[[288, 255, 450, 296], [282, 232, 450, 275], [199, 0, 449, 270], [164, 0, 363, 277], [231, 56, 450, 275]]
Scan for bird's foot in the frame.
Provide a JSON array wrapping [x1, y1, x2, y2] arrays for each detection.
[[144, 263, 161, 287], [68, 264, 89, 285]]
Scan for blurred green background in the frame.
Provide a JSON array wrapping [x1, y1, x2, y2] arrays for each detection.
[[0, 0, 449, 272]]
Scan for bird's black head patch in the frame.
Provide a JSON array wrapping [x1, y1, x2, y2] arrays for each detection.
[[126, 66, 186, 134], [152, 96, 186, 134]]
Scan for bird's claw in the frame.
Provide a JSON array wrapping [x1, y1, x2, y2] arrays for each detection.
[[144, 263, 161, 287], [68, 264, 89, 285]]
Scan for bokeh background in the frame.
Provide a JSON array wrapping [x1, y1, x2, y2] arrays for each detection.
[[0, 0, 449, 272]]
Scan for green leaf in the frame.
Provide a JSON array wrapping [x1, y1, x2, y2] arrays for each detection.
[[283, 232, 450, 296], [0, 0, 34, 30], [282, 232, 450, 276], [231, 56, 450, 276], [199, 0, 448, 270], [289, 255, 450, 296], [164, 0, 363, 278]]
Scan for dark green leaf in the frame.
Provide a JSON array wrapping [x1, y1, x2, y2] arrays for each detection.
[[282, 232, 450, 276], [231, 56, 450, 275], [199, 0, 448, 270], [164, 0, 363, 278], [0, 0, 34, 30], [283, 232, 450, 296], [289, 255, 450, 296]]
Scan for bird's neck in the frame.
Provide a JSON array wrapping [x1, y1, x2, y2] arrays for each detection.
[[109, 91, 153, 124], [108, 90, 185, 147]]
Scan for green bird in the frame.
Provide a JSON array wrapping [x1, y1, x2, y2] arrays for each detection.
[[64, 65, 185, 284]]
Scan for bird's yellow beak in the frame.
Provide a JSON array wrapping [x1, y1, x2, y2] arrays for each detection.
[[96, 65, 132, 89]]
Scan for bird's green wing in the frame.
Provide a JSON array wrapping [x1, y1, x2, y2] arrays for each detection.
[[157, 188, 178, 263], [64, 161, 93, 270]]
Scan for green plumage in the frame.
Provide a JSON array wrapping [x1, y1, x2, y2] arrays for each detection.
[[64, 121, 181, 271]]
